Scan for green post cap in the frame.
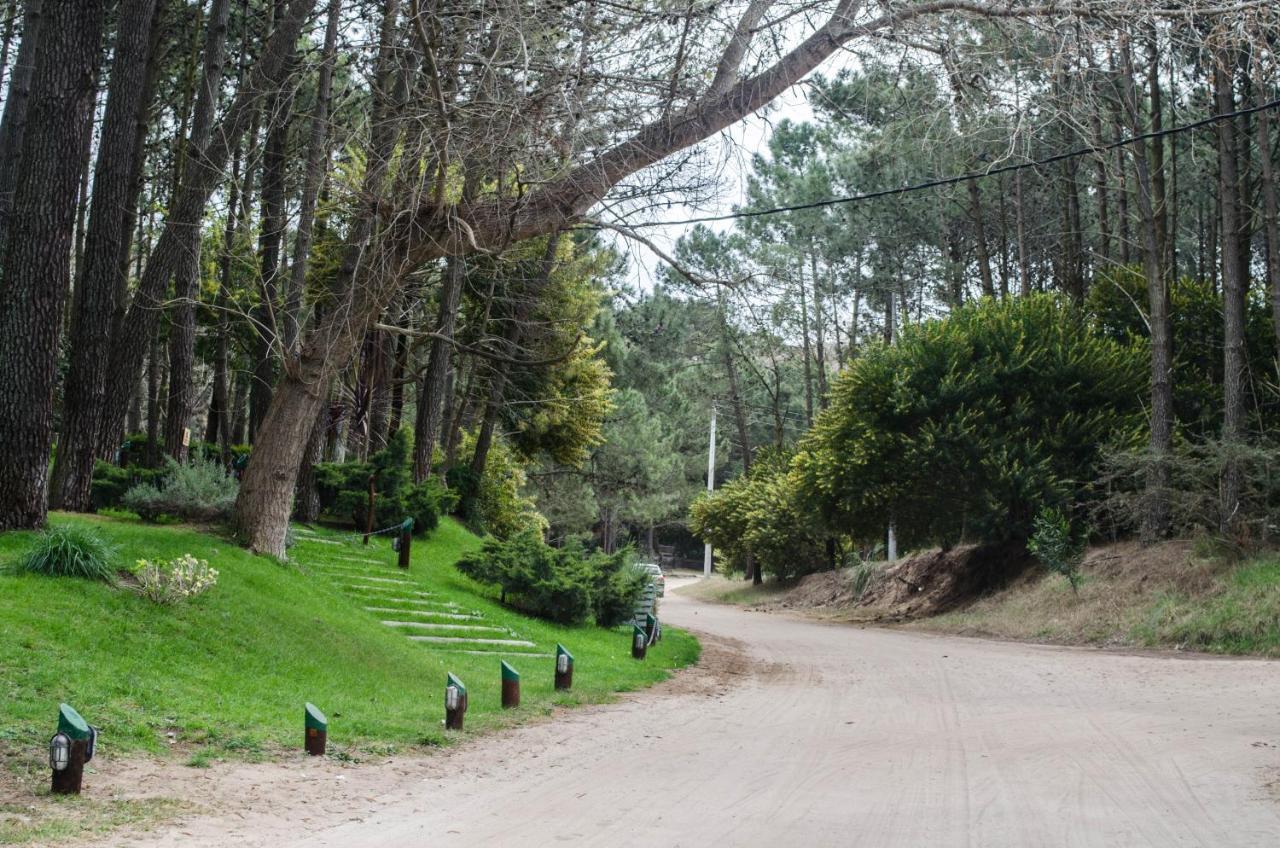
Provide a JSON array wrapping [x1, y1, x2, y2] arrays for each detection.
[[556, 643, 573, 662], [500, 660, 519, 682], [57, 704, 90, 741], [401, 517, 414, 532], [633, 624, 647, 638], [305, 702, 327, 732], [447, 672, 466, 697], [646, 613, 657, 627]]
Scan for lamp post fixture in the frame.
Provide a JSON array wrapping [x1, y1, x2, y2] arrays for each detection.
[[631, 624, 648, 660], [554, 644, 574, 690], [500, 661, 520, 709], [304, 703, 327, 756], [445, 673, 468, 730], [49, 704, 94, 795]]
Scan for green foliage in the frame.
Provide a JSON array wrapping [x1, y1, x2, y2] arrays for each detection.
[[11, 525, 118, 582], [122, 457, 239, 522], [795, 295, 1146, 548], [1027, 506, 1085, 592], [456, 530, 648, 625], [449, 431, 546, 539], [690, 449, 828, 580], [90, 461, 165, 510], [1087, 268, 1278, 435], [314, 430, 453, 534]]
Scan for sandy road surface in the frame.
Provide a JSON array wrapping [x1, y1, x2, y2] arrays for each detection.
[[95, 580, 1280, 847]]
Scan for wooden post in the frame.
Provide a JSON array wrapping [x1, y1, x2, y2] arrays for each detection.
[[501, 661, 520, 709], [397, 518, 413, 569], [554, 644, 574, 690], [363, 473, 375, 544], [304, 702, 327, 756]]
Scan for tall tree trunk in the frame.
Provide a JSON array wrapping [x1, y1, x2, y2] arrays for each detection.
[[248, 2, 297, 443], [1255, 53, 1280, 351], [413, 256, 466, 480], [1121, 38, 1173, 543], [165, 0, 233, 460], [968, 178, 995, 298], [145, 326, 163, 467], [1014, 169, 1031, 296], [470, 235, 562, 479], [95, 0, 314, 465], [1215, 46, 1247, 536], [282, 0, 340, 354], [797, 267, 815, 427], [0, 0, 42, 259], [0, 0, 105, 529], [49, 0, 159, 509]]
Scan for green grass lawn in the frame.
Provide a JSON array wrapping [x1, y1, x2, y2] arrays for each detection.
[[0, 513, 698, 776]]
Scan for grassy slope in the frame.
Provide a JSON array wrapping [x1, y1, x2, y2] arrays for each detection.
[[0, 513, 698, 772]]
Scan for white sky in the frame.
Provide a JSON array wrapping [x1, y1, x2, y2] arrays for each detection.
[[608, 85, 816, 294]]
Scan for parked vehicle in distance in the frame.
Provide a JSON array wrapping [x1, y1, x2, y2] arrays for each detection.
[[638, 562, 665, 596]]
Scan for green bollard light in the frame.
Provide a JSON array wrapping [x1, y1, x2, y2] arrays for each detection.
[[304, 702, 327, 756], [501, 661, 520, 709], [50, 704, 93, 795], [631, 624, 648, 660], [445, 672, 468, 730], [554, 644, 574, 690]]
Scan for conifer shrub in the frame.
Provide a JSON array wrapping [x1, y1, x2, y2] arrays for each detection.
[[313, 430, 454, 535], [794, 295, 1146, 549]]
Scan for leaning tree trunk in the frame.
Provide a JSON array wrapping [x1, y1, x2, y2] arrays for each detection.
[[0, 0, 106, 529], [49, 0, 159, 510]]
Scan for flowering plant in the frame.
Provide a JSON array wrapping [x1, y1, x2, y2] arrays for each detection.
[[133, 554, 218, 605]]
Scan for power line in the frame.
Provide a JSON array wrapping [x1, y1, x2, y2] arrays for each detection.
[[613, 97, 1280, 230]]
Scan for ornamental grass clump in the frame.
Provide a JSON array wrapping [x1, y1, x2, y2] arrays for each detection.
[[132, 554, 219, 605], [11, 525, 118, 582]]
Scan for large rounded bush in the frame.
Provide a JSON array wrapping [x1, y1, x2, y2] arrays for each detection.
[[795, 295, 1146, 548]]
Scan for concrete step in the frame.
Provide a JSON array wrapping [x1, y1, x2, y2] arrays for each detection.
[[407, 636, 536, 647], [380, 621, 508, 633], [362, 606, 478, 620]]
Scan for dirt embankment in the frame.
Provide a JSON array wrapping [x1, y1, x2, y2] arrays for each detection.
[[747, 538, 1261, 653], [764, 541, 1035, 621]]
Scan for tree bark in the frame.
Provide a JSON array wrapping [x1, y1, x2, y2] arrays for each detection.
[[93, 0, 314, 464], [967, 178, 995, 298], [0, 0, 105, 529], [0, 0, 42, 259], [49, 0, 159, 509], [1255, 53, 1280, 352], [1215, 46, 1247, 536], [412, 256, 466, 481], [1121, 38, 1173, 543]]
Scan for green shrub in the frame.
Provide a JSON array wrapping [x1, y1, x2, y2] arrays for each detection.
[[314, 430, 452, 535], [690, 448, 828, 581], [448, 431, 546, 539], [456, 530, 647, 625], [11, 525, 118, 582], [795, 294, 1145, 549], [123, 457, 238, 522], [1027, 506, 1086, 592], [90, 461, 165, 510]]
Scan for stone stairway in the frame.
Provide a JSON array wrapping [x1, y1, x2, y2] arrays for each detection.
[[292, 526, 552, 658]]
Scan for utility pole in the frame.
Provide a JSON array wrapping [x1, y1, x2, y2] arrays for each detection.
[[704, 404, 716, 578]]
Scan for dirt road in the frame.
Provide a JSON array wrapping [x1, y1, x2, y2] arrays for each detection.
[[98, 580, 1280, 847]]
